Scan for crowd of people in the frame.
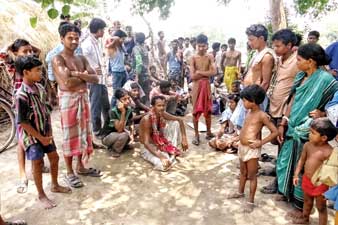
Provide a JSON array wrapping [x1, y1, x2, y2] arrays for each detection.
[[1, 13, 338, 225]]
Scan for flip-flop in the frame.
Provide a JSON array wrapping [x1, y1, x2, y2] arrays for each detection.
[[77, 168, 102, 177], [64, 174, 84, 188], [17, 179, 28, 194], [205, 133, 215, 140], [192, 137, 200, 146]]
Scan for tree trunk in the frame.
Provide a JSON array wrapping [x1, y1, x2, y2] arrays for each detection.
[[270, 0, 287, 32]]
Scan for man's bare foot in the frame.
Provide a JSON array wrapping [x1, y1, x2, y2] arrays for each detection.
[[38, 195, 57, 209], [285, 209, 303, 219], [51, 185, 72, 194], [291, 216, 309, 224], [242, 201, 255, 213], [227, 192, 245, 199]]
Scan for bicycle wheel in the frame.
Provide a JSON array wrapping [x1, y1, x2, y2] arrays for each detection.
[[0, 100, 15, 153]]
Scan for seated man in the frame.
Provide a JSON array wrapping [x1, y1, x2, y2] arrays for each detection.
[[149, 80, 178, 115], [139, 96, 189, 171], [101, 88, 133, 157]]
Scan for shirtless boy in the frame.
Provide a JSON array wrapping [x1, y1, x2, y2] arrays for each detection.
[[292, 118, 337, 225], [228, 85, 278, 212], [221, 38, 241, 92], [52, 24, 101, 188], [190, 34, 217, 145]]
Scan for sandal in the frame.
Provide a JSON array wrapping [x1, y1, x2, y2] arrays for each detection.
[[192, 137, 200, 146], [64, 174, 84, 188], [205, 133, 215, 140], [17, 179, 28, 194], [5, 220, 27, 225], [77, 168, 102, 177]]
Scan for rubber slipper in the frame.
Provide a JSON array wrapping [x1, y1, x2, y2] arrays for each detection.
[[17, 179, 28, 194], [77, 168, 102, 177], [64, 174, 84, 188], [192, 137, 200, 146]]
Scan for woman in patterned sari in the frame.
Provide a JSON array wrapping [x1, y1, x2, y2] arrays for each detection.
[[276, 43, 338, 217]]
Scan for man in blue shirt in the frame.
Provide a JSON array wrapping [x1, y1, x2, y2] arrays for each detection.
[[326, 41, 338, 79]]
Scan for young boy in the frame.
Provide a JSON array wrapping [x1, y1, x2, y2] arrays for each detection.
[[209, 94, 240, 152], [292, 118, 338, 225], [190, 34, 217, 145], [227, 85, 278, 212], [15, 56, 71, 209]]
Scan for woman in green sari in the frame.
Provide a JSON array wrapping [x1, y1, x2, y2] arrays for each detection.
[[276, 43, 338, 216]]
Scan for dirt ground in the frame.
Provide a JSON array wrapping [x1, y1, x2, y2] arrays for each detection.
[[0, 110, 336, 225]]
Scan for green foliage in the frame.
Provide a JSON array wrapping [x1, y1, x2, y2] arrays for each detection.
[[295, 0, 337, 17], [30, 16, 38, 28], [62, 5, 71, 15], [47, 8, 59, 19], [126, 0, 175, 19]]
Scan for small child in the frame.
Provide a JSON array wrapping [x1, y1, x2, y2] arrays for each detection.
[[129, 82, 149, 122], [209, 94, 240, 152], [292, 118, 338, 225], [149, 65, 161, 86], [227, 85, 278, 212], [15, 56, 71, 209]]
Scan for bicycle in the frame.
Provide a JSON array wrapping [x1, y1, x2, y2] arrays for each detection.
[[0, 93, 15, 152], [0, 59, 15, 153]]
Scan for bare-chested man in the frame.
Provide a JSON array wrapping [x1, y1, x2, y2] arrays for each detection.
[[139, 96, 188, 171], [157, 31, 167, 76], [190, 34, 217, 145], [221, 38, 241, 92], [52, 24, 101, 188], [231, 24, 275, 129], [243, 24, 275, 92]]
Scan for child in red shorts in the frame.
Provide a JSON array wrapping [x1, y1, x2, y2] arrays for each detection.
[[293, 118, 338, 224]]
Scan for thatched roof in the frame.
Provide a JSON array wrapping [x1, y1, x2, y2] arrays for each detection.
[[0, 0, 59, 57]]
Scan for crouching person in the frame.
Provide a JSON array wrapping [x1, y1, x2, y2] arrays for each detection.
[[139, 96, 189, 171], [101, 88, 132, 157]]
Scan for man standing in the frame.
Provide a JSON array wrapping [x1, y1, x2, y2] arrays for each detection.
[[231, 24, 275, 129], [139, 96, 188, 171], [307, 30, 320, 44], [167, 40, 183, 87], [326, 40, 338, 79], [190, 34, 217, 145], [133, 32, 151, 104], [157, 31, 167, 76], [53, 24, 101, 188], [261, 29, 300, 194], [82, 18, 110, 137], [221, 38, 241, 92]]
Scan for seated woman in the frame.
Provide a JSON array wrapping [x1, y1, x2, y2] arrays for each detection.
[[209, 94, 240, 153]]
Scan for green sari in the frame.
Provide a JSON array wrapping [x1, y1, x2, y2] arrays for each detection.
[[277, 69, 338, 209]]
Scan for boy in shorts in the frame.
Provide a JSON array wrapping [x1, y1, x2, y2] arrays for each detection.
[[227, 85, 278, 212], [15, 56, 71, 209]]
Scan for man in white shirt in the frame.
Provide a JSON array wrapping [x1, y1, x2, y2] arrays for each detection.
[[82, 18, 110, 137]]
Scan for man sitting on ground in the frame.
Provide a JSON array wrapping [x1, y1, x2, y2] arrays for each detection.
[[101, 88, 133, 157], [139, 96, 188, 171]]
